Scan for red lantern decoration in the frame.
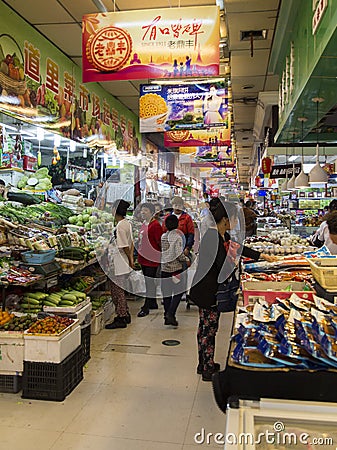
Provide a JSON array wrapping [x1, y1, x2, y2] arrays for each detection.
[[261, 157, 272, 179], [255, 176, 261, 187], [261, 157, 272, 174]]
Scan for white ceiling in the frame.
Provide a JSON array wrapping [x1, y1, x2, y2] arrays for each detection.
[[3, 0, 281, 187]]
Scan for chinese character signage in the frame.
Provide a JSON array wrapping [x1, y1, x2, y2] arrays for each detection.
[[0, 1, 139, 152], [139, 82, 229, 133], [270, 164, 301, 179], [82, 6, 219, 82], [164, 127, 230, 147]]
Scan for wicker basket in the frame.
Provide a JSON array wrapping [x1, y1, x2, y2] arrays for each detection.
[[0, 33, 26, 95], [307, 258, 337, 291], [0, 71, 26, 95]]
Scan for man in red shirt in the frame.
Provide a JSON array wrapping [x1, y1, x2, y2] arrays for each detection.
[[137, 203, 163, 317], [162, 196, 195, 255]]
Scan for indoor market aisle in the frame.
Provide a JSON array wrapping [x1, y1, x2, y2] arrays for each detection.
[[0, 300, 233, 450]]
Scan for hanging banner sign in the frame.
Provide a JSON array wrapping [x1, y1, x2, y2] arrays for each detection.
[[164, 127, 230, 147], [82, 6, 219, 82], [270, 163, 301, 179], [0, 1, 139, 151], [139, 82, 229, 133], [178, 145, 233, 165]]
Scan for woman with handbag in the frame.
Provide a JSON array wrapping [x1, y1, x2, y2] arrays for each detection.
[[190, 197, 275, 381], [105, 199, 134, 329]]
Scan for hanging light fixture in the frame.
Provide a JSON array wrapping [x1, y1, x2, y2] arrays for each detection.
[[281, 143, 290, 192], [309, 97, 328, 185], [287, 133, 297, 190], [295, 117, 309, 188]]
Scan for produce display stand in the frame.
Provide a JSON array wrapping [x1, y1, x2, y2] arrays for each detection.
[[1, 277, 43, 310], [0, 196, 114, 398], [23, 319, 80, 363], [213, 255, 337, 414], [212, 311, 337, 414]]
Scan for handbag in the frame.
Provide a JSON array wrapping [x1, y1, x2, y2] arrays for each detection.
[[216, 268, 240, 312]]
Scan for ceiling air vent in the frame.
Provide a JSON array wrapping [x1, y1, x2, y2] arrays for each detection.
[[240, 30, 267, 41]]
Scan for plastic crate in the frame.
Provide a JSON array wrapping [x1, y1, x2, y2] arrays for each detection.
[[242, 281, 314, 305], [24, 321, 80, 363], [90, 309, 104, 335], [308, 259, 337, 291], [0, 373, 22, 393], [0, 331, 24, 372], [81, 323, 91, 366], [22, 249, 56, 264], [22, 345, 83, 401]]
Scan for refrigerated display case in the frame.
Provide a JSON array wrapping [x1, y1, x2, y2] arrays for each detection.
[[224, 398, 337, 449]]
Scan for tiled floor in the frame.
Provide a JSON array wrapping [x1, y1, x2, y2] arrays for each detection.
[[0, 300, 233, 450]]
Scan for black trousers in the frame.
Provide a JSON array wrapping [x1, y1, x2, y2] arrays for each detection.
[[141, 265, 158, 311]]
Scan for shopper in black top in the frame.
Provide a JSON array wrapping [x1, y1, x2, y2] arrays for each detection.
[[190, 197, 276, 381]]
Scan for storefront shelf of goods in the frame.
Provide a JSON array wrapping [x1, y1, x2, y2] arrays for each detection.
[[23, 320, 80, 363], [22, 345, 83, 401], [0, 331, 24, 373], [0, 372, 22, 393], [242, 281, 314, 305]]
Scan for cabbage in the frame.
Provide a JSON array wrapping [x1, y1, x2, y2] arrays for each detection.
[[17, 176, 28, 189], [35, 167, 49, 180], [36, 177, 52, 191]]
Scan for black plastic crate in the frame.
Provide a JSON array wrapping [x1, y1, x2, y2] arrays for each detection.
[[81, 323, 91, 366], [0, 374, 22, 393], [22, 345, 83, 401]]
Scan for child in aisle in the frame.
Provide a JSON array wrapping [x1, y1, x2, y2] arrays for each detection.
[[161, 215, 190, 326]]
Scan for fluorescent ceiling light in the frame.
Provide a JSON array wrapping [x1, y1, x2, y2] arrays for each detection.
[[288, 155, 299, 162]]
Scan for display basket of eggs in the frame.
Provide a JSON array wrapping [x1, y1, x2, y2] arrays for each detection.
[[0, 34, 26, 96]]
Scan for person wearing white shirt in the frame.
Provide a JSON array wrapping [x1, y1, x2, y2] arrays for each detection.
[[311, 200, 337, 254]]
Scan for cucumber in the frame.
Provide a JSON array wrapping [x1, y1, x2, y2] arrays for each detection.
[[23, 297, 40, 305], [59, 300, 75, 306], [45, 297, 60, 305], [25, 292, 46, 300], [62, 294, 77, 301], [44, 301, 58, 307], [21, 303, 40, 310], [69, 290, 86, 299], [48, 294, 62, 300], [23, 309, 40, 314]]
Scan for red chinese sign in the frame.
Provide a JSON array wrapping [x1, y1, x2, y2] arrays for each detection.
[[82, 6, 219, 82]]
